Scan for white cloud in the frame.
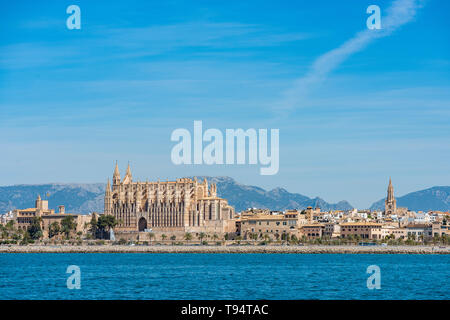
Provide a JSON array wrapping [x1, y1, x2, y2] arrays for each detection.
[[278, 0, 425, 111]]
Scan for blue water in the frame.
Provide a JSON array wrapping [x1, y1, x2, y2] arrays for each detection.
[[0, 253, 448, 299]]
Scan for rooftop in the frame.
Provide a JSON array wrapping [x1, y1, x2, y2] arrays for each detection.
[[340, 222, 382, 227]]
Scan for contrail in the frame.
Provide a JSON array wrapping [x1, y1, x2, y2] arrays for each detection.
[[279, 0, 425, 112]]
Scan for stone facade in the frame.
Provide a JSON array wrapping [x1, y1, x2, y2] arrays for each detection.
[[340, 222, 383, 240], [14, 195, 54, 231], [300, 224, 325, 239], [13, 195, 94, 238], [239, 210, 315, 240], [104, 163, 236, 238], [240, 214, 299, 239]]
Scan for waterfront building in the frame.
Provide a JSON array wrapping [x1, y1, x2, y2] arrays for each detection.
[[404, 224, 433, 240], [300, 224, 325, 239], [340, 222, 383, 240], [104, 163, 235, 239], [432, 222, 450, 237], [12, 195, 93, 238], [323, 222, 340, 238], [13, 195, 54, 231], [40, 210, 95, 238], [381, 225, 407, 239], [239, 212, 301, 239]]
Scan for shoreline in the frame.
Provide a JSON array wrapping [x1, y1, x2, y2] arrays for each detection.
[[0, 244, 448, 254]]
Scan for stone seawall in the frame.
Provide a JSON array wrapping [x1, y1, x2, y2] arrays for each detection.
[[0, 245, 448, 254]]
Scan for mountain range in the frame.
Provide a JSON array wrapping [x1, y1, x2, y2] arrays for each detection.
[[369, 186, 450, 212], [193, 176, 353, 212], [0, 183, 105, 214], [0, 176, 352, 214], [1, 177, 449, 214]]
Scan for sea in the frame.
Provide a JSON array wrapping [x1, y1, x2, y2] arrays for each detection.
[[0, 253, 448, 300]]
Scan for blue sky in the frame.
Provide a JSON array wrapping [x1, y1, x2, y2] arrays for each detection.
[[0, 0, 449, 208]]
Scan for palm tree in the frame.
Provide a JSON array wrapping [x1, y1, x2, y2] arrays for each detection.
[[290, 235, 298, 244], [198, 232, 206, 244], [347, 234, 354, 244], [61, 216, 77, 239], [432, 234, 439, 245], [49, 222, 61, 239], [161, 234, 167, 242], [274, 233, 280, 242], [281, 233, 290, 244], [27, 216, 43, 240], [184, 232, 192, 243]]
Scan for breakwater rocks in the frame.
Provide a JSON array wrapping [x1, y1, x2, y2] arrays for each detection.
[[0, 245, 448, 254]]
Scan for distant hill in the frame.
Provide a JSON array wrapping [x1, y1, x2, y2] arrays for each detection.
[[0, 177, 353, 214], [193, 176, 354, 212], [369, 186, 450, 212], [0, 184, 105, 214]]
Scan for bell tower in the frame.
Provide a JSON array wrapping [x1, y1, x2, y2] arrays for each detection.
[[385, 177, 397, 216]]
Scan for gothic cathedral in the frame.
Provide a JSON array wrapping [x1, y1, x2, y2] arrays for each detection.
[[104, 163, 236, 237]]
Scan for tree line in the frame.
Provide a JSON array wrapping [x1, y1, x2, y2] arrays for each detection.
[[0, 215, 118, 244]]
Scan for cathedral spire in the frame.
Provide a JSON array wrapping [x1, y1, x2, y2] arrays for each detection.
[[114, 161, 120, 176], [125, 162, 132, 178], [113, 161, 121, 185], [122, 162, 132, 184]]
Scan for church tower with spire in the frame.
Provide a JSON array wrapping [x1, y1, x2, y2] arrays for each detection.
[[385, 177, 397, 216]]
